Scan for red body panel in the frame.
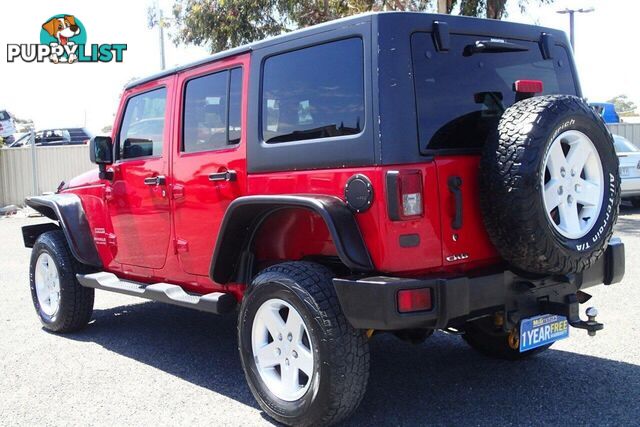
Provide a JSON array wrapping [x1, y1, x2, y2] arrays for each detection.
[[434, 155, 500, 272], [62, 52, 500, 298], [171, 55, 250, 277], [247, 166, 444, 274], [103, 76, 175, 279], [247, 158, 499, 276]]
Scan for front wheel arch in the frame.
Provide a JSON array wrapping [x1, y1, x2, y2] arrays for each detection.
[[24, 194, 102, 268]]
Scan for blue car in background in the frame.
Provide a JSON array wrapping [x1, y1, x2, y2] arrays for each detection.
[[590, 102, 620, 123]]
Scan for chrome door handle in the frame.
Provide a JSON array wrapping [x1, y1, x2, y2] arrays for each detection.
[[208, 170, 237, 182], [144, 175, 166, 186]]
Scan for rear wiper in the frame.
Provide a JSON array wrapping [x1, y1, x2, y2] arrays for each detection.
[[464, 39, 529, 56]]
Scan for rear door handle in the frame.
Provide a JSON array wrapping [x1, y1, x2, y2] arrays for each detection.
[[208, 170, 237, 182], [448, 176, 463, 230], [144, 175, 166, 186]]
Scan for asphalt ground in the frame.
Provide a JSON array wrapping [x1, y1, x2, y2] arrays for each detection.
[[1, 205, 639, 426]]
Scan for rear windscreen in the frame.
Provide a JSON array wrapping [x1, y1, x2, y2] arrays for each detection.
[[411, 33, 577, 153]]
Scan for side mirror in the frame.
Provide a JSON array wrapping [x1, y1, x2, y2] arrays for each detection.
[[89, 136, 114, 180], [90, 136, 114, 164]]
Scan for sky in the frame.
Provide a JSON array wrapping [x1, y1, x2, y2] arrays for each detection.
[[0, 0, 637, 133]]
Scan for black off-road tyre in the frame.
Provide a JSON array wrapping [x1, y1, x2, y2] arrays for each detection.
[[238, 261, 370, 426], [30, 230, 94, 332], [480, 95, 620, 275], [462, 317, 551, 361]]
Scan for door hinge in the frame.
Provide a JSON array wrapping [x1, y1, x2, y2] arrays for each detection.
[[104, 186, 113, 201], [175, 238, 189, 254], [172, 183, 185, 200]]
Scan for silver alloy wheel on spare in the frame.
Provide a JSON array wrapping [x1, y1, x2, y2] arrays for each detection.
[[34, 253, 61, 316], [251, 298, 314, 402], [542, 130, 605, 239]]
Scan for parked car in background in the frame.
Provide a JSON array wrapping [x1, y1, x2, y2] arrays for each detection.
[[614, 134, 640, 206], [5, 133, 30, 148], [0, 110, 17, 144], [34, 127, 93, 145], [590, 102, 620, 123], [7, 127, 94, 147]]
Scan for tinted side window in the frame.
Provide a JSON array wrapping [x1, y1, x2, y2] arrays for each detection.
[[262, 38, 364, 144], [182, 67, 243, 153], [118, 88, 167, 159]]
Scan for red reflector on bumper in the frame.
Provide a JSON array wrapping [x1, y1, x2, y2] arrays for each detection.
[[397, 288, 432, 313]]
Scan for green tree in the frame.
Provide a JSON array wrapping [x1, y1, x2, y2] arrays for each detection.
[[607, 94, 637, 116], [172, 0, 554, 52]]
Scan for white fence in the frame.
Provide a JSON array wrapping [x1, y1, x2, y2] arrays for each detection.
[[0, 145, 94, 206], [608, 123, 640, 147]]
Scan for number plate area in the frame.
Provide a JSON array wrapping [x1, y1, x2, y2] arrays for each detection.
[[520, 314, 569, 352]]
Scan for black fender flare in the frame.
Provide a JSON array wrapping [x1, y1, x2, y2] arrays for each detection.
[[210, 195, 374, 284], [24, 194, 102, 268]]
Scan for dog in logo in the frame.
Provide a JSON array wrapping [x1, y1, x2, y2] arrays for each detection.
[[41, 15, 81, 63]]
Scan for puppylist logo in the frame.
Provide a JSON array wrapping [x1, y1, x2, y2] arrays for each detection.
[[7, 14, 127, 64]]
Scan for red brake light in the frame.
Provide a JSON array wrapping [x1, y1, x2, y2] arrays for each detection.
[[397, 288, 432, 313], [514, 79, 543, 94]]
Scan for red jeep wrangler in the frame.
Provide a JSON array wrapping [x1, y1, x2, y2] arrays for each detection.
[[23, 12, 624, 426]]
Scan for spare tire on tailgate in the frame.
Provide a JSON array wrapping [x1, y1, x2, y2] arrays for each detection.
[[480, 95, 620, 275]]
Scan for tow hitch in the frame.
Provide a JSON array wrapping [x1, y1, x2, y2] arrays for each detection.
[[539, 293, 603, 336]]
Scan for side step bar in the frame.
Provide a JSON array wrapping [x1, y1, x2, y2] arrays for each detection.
[[76, 272, 236, 314]]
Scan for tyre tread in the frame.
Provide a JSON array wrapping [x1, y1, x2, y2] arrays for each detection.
[[31, 230, 94, 333], [480, 95, 620, 274], [246, 261, 370, 426]]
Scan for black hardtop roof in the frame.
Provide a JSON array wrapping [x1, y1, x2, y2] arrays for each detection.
[[126, 11, 567, 90]]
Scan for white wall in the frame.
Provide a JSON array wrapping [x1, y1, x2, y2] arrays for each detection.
[[0, 145, 94, 206]]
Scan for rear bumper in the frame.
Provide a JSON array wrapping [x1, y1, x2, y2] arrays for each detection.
[[334, 239, 624, 331]]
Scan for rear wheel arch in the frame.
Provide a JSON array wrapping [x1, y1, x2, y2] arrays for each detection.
[[210, 195, 374, 284], [253, 207, 341, 267], [24, 194, 102, 268]]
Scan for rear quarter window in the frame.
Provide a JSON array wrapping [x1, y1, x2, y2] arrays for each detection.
[[261, 37, 365, 144], [411, 32, 577, 153]]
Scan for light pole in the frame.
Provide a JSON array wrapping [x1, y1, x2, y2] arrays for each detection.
[[556, 7, 594, 51], [147, 2, 167, 70]]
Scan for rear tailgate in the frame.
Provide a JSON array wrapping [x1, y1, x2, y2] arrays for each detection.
[[410, 31, 579, 268]]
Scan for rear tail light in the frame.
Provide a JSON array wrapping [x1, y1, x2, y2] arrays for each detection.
[[386, 170, 424, 220], [397, 288, 432, 313]]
